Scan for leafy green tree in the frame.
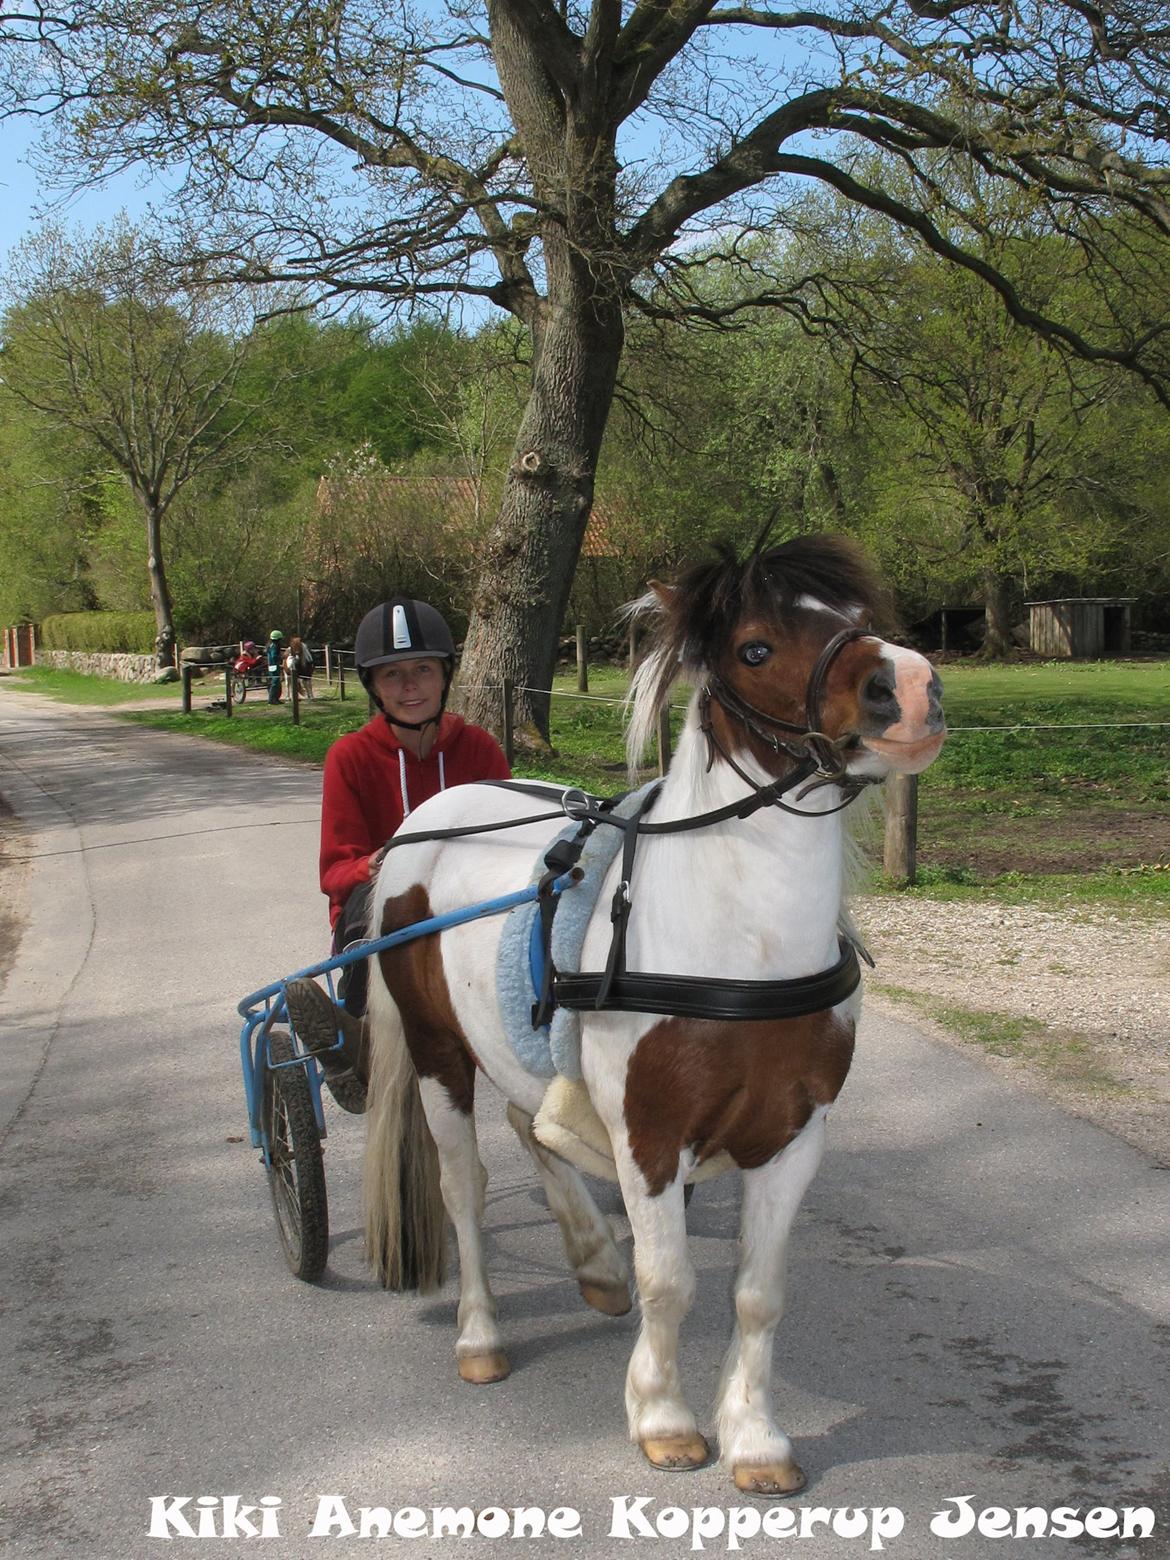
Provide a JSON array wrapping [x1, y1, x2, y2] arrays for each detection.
[[0, 389, 99, 622], [1, 222, 273, 660], [6, 0, 1170, 735]]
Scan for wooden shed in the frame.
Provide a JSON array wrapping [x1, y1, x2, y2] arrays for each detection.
[[1026, 597, 1133, 658]]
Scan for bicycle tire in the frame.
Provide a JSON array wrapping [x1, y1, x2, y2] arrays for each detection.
[[261, 1029, 329, 1281]]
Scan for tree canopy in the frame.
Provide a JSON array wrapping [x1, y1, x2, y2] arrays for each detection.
[[4, 0, 1170, 715]]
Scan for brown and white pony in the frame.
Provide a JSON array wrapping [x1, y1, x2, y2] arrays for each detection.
[[363, 535, 945, 1494]]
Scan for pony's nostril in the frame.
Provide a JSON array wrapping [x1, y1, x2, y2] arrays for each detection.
[[863, 668, 898, 711]]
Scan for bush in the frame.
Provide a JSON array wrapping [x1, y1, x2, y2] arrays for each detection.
[[40, 610, 157, 653]]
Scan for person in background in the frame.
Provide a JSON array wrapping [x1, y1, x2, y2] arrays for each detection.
[[283, 597, 511, 1112], [286, 634, 315, 700], [266, 629, 285, 703]]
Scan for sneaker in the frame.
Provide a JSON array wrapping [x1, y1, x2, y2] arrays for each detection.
[[283, 978, 368, 1114]]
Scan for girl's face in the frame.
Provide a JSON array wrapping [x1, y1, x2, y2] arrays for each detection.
[[371, 657, 445, 726]]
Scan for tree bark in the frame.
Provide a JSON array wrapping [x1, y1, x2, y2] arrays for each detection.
[[981, 563, 1016, 658], [458, 259, 625, 745], [143, 496, 177, 662]]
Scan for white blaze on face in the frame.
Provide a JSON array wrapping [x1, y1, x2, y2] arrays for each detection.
[[793, 594, 865, 621]]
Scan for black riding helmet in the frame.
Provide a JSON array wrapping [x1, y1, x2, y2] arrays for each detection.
[[354, 597, 456, 730]]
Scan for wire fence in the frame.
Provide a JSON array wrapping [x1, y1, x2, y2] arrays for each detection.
[[174, 650, 1166, 883]]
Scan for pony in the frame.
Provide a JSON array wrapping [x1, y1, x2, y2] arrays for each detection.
[[362, 534, 945, 1495], [284, 636, 315, 700]]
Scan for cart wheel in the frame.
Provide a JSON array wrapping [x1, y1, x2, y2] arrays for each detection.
[[262, 1029, 329, 1281], [231, 675, 248, 704]]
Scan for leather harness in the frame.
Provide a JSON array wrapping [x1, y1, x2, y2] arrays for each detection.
[[383, 625, 878, 1026]]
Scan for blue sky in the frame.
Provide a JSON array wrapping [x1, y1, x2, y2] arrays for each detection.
[[1, 115, 160, 266]]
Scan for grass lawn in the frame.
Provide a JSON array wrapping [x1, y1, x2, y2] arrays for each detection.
[[2, 665, 186, 704], [913, 659, 1169, 897], [7, 656, 1167, 906]]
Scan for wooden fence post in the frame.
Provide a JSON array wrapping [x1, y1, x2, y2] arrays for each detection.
[[502, 677, 515, 767], [883, 772, 919, 885], [656, 706, 673, 777], [576, 624, 588, 692], [338, 657, 346, 700], [181, 664, 193, 715], [224, 666, 233, 717], [324, 643, 332, 685]]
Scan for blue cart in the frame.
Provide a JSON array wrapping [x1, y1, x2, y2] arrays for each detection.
[[238, 872, 581, 1281]]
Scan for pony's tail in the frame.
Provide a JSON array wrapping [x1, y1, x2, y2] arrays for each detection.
[[362, 972, 447, 1292]]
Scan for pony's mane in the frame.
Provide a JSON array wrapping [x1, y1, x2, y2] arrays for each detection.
[[625, 533, 889, 769]]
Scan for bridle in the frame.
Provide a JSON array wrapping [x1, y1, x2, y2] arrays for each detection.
[[701, 625, 878, 812]]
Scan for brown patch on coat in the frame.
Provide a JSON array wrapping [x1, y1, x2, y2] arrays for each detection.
[[623, 1010, 856, 1194], [378, 884, 476, 1115]]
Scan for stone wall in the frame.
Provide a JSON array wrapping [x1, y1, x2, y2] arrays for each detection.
[[38, 649, 163, 684]]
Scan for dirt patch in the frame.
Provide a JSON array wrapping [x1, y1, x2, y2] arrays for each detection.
[[0, 795, 29, 996], [855, 894, 1170, 1168], [920, 802, 1170, 875]]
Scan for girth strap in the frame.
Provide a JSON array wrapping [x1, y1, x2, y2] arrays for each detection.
[[552, 936, 861, 1021]]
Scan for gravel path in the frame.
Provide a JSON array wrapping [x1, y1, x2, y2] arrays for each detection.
[[854, 894, 1170, 1168]]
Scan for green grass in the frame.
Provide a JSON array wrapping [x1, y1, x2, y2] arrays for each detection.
[[3, 665, 185, 704], [870, 983, 1132, 1096], [127, 682, 365, 762], [9, 654, 1169, 909]]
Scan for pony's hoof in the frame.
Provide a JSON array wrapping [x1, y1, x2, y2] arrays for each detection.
[[457, 1351, 511, 1384], [640, 1433, 710, 1470], [579, 1280, 632, 1316], [732, 1460, 806, 1497]]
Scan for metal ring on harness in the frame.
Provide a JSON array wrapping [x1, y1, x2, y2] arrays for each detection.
[[561, 787, 593, 821]]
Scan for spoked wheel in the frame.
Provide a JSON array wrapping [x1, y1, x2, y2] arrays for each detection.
[[231, 675, 248, 703], [261, 1029, 328, 1281]]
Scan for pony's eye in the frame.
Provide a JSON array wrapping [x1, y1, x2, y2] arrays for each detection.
[[739, 641, 771, 667]]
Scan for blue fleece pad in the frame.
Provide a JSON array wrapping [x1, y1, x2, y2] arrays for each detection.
[[494, 783, 658, 1079]]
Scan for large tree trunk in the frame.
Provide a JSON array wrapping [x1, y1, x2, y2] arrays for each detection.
[[458, 271, 625, 746], [981, 563, 1017, 658], [143, 496, 177, 666]]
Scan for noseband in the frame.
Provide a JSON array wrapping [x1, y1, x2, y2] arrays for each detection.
[[702, 625, 875, 802]]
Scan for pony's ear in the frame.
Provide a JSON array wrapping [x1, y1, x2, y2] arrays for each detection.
[[647, 579, 676, 608]]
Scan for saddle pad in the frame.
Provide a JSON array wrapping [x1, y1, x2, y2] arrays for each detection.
[[495, 782, 658, 1079]]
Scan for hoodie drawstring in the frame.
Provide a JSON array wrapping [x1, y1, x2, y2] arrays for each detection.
[[398, 747, 448, 819]]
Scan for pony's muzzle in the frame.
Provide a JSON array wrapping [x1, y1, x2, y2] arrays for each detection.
[[860, 656, 945, 772]]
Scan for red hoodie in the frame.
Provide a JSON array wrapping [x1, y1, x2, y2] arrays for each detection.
[[319, 711, 511, 928]]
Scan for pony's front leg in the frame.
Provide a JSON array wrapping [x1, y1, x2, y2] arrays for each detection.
[[715, 1107, 828, 1496], [615, 1151, 707, 1472], [417, 1077, 509, 1385]]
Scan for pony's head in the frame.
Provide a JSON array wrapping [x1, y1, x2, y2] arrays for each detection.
[[627, 533, 945, 785]]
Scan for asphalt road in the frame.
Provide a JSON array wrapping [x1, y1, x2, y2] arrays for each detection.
[[1, 689, 1167, 1560]]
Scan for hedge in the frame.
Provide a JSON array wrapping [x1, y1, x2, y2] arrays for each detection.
[[40, 611, 158, 653]]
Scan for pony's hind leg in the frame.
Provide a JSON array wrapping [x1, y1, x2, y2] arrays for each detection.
[[714, 1107, 828, 1496], [505, 1103, 631, 1316], [417, 1077, 510, 1384]]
